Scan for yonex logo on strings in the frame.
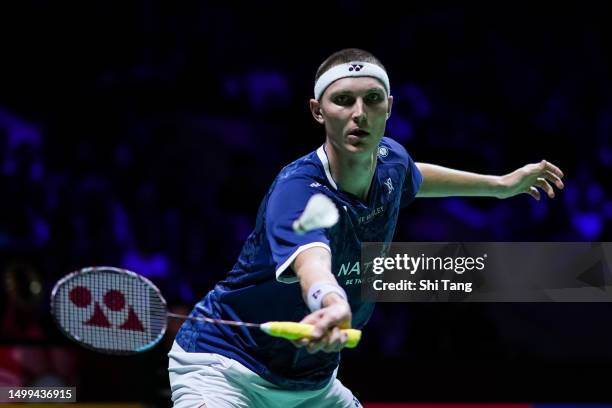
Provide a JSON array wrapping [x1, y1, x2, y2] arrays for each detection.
[[348, 64, 363, 72], [69, 286, 145, 332]]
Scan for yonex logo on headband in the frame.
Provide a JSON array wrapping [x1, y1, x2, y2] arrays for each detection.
[[314, 61, 390, 100]]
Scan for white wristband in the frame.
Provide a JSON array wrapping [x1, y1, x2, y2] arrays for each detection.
[[307, 282, 347, 312]]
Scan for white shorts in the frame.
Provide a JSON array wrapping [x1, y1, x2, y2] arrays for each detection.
[[168, 341, 361, 408]]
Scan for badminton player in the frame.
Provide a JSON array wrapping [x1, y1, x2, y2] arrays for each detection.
[[168, 48, 564, 407]]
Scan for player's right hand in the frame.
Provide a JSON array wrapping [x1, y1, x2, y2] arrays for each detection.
[[292, 293, 352, 353]]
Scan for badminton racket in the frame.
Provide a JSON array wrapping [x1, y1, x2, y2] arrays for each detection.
[[50, 266, 361, 355]]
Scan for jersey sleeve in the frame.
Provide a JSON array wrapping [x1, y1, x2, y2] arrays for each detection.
[[400, 150, 423, 209], [266, 176, 331, 284]]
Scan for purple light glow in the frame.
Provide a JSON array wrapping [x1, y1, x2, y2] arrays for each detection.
[[572, 212, 602, 240]]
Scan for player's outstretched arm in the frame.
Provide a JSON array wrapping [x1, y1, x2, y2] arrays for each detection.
[[290, 246, 352, 354], [415, 160, 564, 200]]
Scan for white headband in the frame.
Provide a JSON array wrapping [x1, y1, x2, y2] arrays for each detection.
[[314, 61, 390, 100]]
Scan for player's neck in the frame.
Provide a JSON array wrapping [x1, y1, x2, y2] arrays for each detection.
[[324, 141, 377, 201]]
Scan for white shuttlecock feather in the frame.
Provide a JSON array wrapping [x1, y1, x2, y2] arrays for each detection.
[[292, 193, 339, 234]]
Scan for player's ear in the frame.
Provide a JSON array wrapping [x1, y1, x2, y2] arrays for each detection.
[[386, 95, 393, 120], [309, 99, 324, 124]]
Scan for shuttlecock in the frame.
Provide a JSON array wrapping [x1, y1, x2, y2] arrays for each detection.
[[292, 193, 339, 234]]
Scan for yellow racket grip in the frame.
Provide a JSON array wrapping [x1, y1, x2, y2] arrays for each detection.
[[260, 322, 362, 348]]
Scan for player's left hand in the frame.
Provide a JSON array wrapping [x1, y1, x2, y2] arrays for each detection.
[[497, 160, 564, 200]]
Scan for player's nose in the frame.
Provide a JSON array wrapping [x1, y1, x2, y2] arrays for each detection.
[[351, 99, 367, 125]]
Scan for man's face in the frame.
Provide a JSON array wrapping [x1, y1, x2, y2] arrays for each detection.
[[312, 76, 393, 155]]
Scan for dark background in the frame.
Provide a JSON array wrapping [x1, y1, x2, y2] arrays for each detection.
[[1, 2, 611, 406]]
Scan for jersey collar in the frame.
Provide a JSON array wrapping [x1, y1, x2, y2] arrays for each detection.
[[316, 145, 339, 190]]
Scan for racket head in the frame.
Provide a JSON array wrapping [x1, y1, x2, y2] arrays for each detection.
[[50, 266, 168, 355]]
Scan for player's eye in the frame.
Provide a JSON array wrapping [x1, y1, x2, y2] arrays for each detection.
[[333, 94, 353, 105], [365, 93, 383, 103]]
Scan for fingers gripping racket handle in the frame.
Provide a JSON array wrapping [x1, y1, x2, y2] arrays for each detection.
[[260, 322, 362, 348]]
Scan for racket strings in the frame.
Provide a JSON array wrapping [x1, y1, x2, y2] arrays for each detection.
[[53, 267, 168, 354], [148, 282, 167, 347]]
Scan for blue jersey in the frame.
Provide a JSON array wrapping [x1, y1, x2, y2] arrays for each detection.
[[175, 137, 422, 390]]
